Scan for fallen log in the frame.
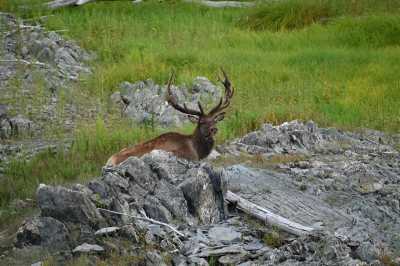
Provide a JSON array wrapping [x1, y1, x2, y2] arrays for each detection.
[[225, 190, 317, 236], [183, 0, 255, 8], [47, 0, 81, 9], [47, 0, 253, 9]]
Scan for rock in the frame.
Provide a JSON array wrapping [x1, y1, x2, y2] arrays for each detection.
[[218, 253, 248, 265], [116, 77, 222, 127], [0, 118, 11, 139], [207, 226, 241, 244], [15, 217, 69, 250], [355, 242, 379, 263], [195, 244, 246, 257], [0, 104, 8, 120], [9, 115, 34, 136], [145, 251, 167, 266], [0, 13, 92, 140], [94, 226, 120, 236], [243, 241, 264, 252], [37, 184, 104, 227], [179, 165, 226, 224], [31, 262, 43, 266], [72, 243, 104, 254], [187, 256, 209, 266]]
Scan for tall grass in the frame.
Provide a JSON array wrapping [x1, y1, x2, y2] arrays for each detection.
[[239, 0, 400, 31]]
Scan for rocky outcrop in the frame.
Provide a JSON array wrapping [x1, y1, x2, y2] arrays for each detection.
[[9, 150, 227, 265], [111, 77, 222, 127], [218, 120, 400, 264], [0, 13, 92, 138], [3, 121, 400, 265], [0, 13, 91, 93]]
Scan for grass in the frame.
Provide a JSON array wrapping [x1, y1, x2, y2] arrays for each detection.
[[0, 0, 399, 232]]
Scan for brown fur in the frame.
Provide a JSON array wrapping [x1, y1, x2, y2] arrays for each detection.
[[106, 130, 208, 166]]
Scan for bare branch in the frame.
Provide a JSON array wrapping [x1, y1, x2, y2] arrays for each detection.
[[97, 208, 186, 238]]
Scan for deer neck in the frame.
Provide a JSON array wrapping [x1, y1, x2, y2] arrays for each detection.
[[192, 126, 214, 160]]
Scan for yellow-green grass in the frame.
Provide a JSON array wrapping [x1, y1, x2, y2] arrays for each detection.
[[0, 0, 399, 223]]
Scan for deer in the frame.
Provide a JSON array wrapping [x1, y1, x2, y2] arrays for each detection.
[[106, 69, 234, 167]]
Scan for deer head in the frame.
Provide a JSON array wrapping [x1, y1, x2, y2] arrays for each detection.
[[166, 69, 235, 141]]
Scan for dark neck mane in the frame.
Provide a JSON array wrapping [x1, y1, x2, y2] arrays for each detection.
[[192, 126, 214, 160]]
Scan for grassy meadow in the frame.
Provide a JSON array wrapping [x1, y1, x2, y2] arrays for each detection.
[[0, 0, 400, 226]]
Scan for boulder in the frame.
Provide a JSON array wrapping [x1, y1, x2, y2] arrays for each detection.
[[15, 217, 70, 250], [9, 115, 34, 137], [115, 77, 222, 127], [37, 184, 104, 227]]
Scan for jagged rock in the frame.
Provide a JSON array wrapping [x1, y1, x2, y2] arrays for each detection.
[[72, 243, 104, 254], [36, 184, 104, 227], [5, 121, 400, 266], [15, 217, 69, 250], [179, 165, 226, 224], [9, 115, 34, 136], [116, 77, 222, 127], [355, 242, 379, 263], [0, 13, 92, 139]]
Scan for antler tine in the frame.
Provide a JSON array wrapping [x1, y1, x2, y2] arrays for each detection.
[[208, 68, 234, 116], [166, 72, 203, 116]]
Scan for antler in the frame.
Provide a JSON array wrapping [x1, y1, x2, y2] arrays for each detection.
[[166, 72, 205, 117], [208, 68, 235, 117]]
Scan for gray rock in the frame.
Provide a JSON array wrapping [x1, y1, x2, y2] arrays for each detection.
[[0, 104, 8, 120], [37, 184, 104, 226], [15, 216, 69, 250], [195, 244, 246, 257], [187, 256, 209, 266], [72, 243, 104, 254], [355, 242, 379, 263], [9, 115, 34, 136], [207, 226, 241, 244], [115, 77, 222, 127], [145, 251, 167, 266], [179, 165, 226, 224]]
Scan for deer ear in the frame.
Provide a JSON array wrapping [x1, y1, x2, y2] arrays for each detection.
[[213, 112, 225, 122], [187, 115, 199, 123]]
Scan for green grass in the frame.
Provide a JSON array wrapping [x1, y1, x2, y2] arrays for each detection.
[[239, 0, 400, 31], [0, 0, 399, 222]]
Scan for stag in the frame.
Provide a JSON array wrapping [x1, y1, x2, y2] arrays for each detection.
[[106, 70, 234, 166]]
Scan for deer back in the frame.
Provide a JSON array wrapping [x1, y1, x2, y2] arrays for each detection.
[[106, 132, 198, 166]]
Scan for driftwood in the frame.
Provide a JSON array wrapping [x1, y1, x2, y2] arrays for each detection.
[[183, 0, 255, 8], [225, 190, 317, 236], [46, 0, 253, 9], [97, 208, 186, 238]]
